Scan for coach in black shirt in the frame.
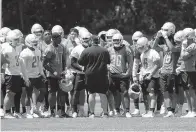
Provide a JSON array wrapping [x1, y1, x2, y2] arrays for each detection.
[[78, 35, 110, 117]]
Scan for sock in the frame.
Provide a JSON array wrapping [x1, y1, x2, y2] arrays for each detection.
[[12, 107, 15, 113], [1, 105, 3, 109], [26, 106, 31, 114], [6, 109, 11, 113], [57, 105, 61, 111], [116, 108, 120, 113], [22, 107, 26, 114], [167, 107, 172, 112], [150, 108, 155, 112], [126, 108, 129, 112], [51, 106, 55, 114], [61, 106, 65, 113]]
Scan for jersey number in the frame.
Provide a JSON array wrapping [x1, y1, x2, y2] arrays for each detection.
[[111, 55, 122, 66], [164, 53, 172, 64], [32, 56, 39, 68]]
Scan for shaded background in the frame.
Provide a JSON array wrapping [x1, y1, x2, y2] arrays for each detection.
[[2, 0, 196, 35]]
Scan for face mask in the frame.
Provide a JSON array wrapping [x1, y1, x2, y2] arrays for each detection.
[[114, 44, 121, 48]]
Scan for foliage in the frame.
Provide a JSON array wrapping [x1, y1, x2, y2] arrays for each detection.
[[2, 0, 196, 34]]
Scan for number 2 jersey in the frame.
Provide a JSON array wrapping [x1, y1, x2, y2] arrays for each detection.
[[1, 43, 23, 75], [19, 47, 41, 78], [108, 45, 133, 74]]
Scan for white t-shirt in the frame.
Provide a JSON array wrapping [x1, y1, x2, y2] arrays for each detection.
[[140, 49, 160, 78], [70, 44, 85, 73]]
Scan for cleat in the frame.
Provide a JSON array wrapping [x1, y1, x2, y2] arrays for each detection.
[[142, 111, 154, 118], [131, 109, 140, 115], [72, 112, 78, 118], [4, 113, 16, 119], [125, 112, 132, 118], [23, 113, 33, 119]]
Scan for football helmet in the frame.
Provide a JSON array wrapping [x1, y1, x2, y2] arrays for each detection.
[[136, 37, 149, 53], [106, 29, 119, 45], [112, 33, 123, 48], [25, 34, 39, 49], [0, 27, 11, 43], [132, 31, 143, 41], [161, 22, 176, 36], [174, 30, 185, 42], [128, 83, 141, 100], [31, 23, 44, 39], [13, 29, 24, 44], [52, 25, 64, 38], [6, 30, 20, 47], [59, 70, 74, 92], [80, 31, 91, 47], [183, 28, 195, 39]]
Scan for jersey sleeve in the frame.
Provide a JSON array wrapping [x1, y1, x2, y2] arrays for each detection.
[[70, 46, 79, 59]]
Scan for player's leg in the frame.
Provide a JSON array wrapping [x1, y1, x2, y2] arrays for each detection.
[[13, 90, 23, 118], [132, 98, 140, 115], [99, 93, 108, 117], [88, 92, 96, 118], [78, 89, 85, 117], [48, 77, 58, 117], [140, 81, 149, 116], [120, 79, 131, 118]]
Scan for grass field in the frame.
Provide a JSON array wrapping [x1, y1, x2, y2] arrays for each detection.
[[1, 95, 196, 131]]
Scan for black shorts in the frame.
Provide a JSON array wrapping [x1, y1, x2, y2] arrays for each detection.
[[141, 77, 159, 95], [159, 73, 175, 94], [47, 77, 59, 92], [109, 75, 130, 93], [186, 72, 196, 90], [86, 74, 108, 94], [73, 73, 86, 92], [26, 76, 45, 96], [4, 74, 22, 93]]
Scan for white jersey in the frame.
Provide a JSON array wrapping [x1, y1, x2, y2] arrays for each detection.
[[1, 43, 22, 75], [140, 49, 160, 78], [70, 44, 85, 73], [19, 48, 41, 78]]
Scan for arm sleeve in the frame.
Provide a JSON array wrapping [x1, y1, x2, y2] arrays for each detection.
[[71, 57, 83, 71], [78, 50, 87, 66], [106, 50, 111, 64]]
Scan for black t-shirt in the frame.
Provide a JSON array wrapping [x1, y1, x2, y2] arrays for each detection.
[[78, 45, 110, 76]]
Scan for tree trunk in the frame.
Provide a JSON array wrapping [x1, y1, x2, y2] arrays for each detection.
[[18, 0, 24, 30]]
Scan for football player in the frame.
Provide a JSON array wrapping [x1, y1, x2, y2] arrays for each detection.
[[70, 31, 91, 118], [105, 29, 120, 48], [43, 31, 66, 118], [108, 33, 133, 118], [19, 34, 46, 118], [179, 28, 196, 117], [152, 22, 180, 117], [130, 31, 144, 116], [0, 27, 11, 44], [1, 31, 26, 118], [137, 37, 161, 117]]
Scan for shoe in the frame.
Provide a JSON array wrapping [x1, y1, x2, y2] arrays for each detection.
[[89, 113, 95, 118], [131, 109, 140, 116], [33, 113, 39, 118], [175, 105, 183, 117], [23, 113, 33, 119], [164, 111, 174, 118], [101, 114, 108, 118], [42, 111, 50, 118], [141, 111, 148, 116], [62, 113, 72, 118], [160, 105, 166, 115], [191, 112, 196, 117], [0, 108, 5, 117], [55, 110, 62, 118], [4, 113, 16, 119], [13, 112, 24, 118], [181, 112, 192, 118], [125, 112, 132, 118], [108, 111, 114, 116], [72, 112, 78, 118], [142, 111, 154, 118]]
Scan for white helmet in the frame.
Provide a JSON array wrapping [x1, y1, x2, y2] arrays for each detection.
[[6, 30, 20, 47], [74, 26, 81, 31], [59, 70, 74, 92], [13, 29, 23, 38], [161, 22, 176, 35], [132, 31, 143, 41], [78, 27, 89, 38], [52, 25, 64, 38], [136, 37, 149, 53], [106, 29, 119, 44], [25, 34, 39, 49], [31, 23, 44, 39], [183, 28, 195, 39], [80, 31, 91, 47], [174, 30, 185, 42], [0, 27, 11, 43], [112, 33, 123, 47], [98, 31, 106, 38], [128, 83, 141, 100]]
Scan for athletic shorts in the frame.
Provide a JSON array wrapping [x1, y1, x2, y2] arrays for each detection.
[[159, 73, 175, 94], [141, 77, 159, 95], [109, 74, 130, 93], [86, 74, 108, 94], [47, 77, 59, 92], [186, 72, 196, 90], [4, 74, 22, 93], [26, 76, 45, 96], [72, 73, 86, 92]]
